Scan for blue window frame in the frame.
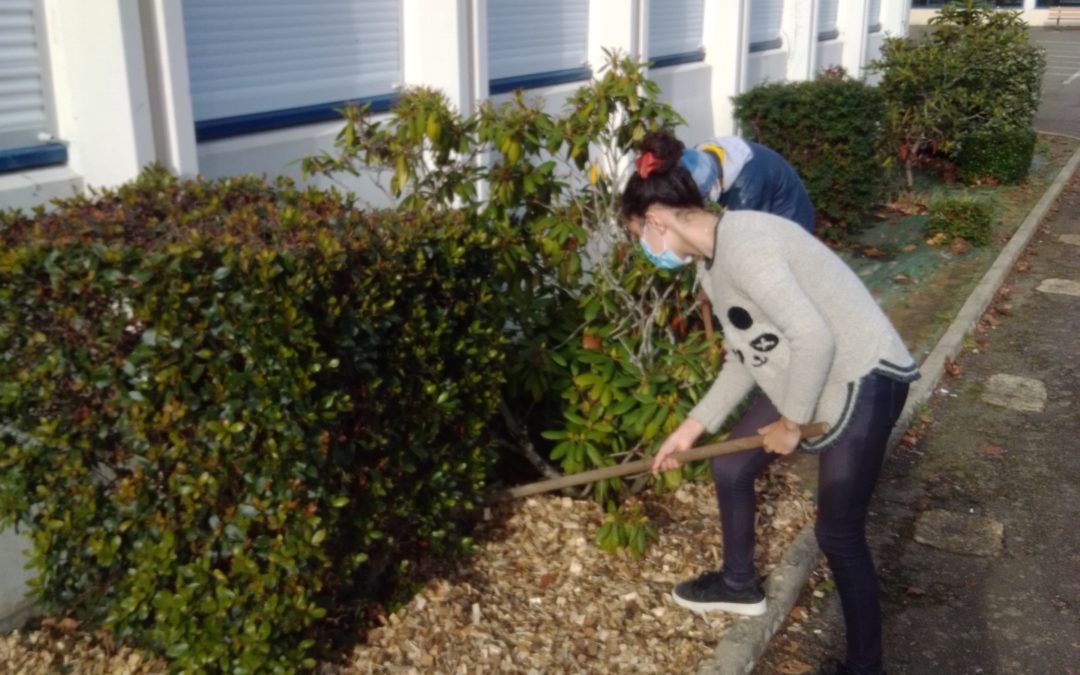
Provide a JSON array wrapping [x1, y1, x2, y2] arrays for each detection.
[[647, 0, 706, 68], [487, 0, 592, 94], [749, 0, 784, 52], [868, 0, 883, 32], [818, 0, 840, 41], [1, 0, 65, 174], [182, 0, 403, 141], [0, 143, 67, 173]]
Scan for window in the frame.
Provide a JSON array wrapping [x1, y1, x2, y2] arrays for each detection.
[[182, 0, 403, 141], [0, 0, 65, 172], [818, 0, 840, 41], [868, 0, 882, 33], [749, 0, 784, 52], [488, 0, 591, 95], [647, 0, 705, 68]]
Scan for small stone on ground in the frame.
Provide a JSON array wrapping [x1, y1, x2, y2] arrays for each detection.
[[980, 374, 1047, 412], [1035, 278, 1080, 296], [913, 509, 1004, 557]]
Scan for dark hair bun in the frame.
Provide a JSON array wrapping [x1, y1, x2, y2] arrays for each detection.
[[620, 129, 703, 220], [640, 131, 685, 173]]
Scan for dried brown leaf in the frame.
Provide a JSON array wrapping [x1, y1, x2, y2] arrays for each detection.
[[776, 657, 814, 674]]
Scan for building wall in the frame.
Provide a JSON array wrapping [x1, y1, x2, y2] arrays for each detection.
[[1, 0, 910, 210], [0, 0, 909, 628]]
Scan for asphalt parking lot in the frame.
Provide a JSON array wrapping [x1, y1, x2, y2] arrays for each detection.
[[1032, 27, 1080, 136]]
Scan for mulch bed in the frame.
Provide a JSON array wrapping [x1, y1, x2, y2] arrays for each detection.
[[0, 466, 814, 674]]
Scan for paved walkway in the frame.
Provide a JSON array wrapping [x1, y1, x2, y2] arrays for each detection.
[[752, 164, 1080, 674], [743, 28, 1080, 675]]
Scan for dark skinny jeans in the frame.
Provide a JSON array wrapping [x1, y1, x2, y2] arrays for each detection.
[[710, 373, 909, 675]]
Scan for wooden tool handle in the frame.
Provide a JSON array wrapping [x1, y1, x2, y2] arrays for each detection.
[[494, 421, 828, 501]]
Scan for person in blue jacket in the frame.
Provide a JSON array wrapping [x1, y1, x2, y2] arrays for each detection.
[[679, 135, 816, 233]]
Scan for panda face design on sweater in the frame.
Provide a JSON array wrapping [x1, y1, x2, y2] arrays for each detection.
[[727, 306, 779, 368]]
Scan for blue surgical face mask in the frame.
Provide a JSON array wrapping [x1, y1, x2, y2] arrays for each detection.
[[640, 224, 693, 270]]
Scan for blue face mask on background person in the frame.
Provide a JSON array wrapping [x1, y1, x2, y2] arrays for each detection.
[[640, 224, 693, 269]]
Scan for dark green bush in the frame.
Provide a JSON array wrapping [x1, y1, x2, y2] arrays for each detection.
[[926, 195, 994, 246], [956, 127, 1037, 185], [0, 167, 508, 672], [869, 1, 1046, 187], [733, 68, 886, 239]]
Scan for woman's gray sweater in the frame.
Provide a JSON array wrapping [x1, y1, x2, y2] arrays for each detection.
[[690, 210, 919, 451]]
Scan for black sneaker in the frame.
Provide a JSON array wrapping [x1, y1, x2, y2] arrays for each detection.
[[670, 571, 766, 616]]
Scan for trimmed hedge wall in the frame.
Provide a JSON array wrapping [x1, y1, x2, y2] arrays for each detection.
[[733, 69, 886, 240], [956, 128, 1037, 186], [0, 167, 509, 672]]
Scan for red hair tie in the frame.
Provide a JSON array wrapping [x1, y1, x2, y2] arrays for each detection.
[[635, 152, 661, 179]]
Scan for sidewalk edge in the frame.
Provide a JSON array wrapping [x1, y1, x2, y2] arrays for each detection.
[[698, 143, 1080, 675]]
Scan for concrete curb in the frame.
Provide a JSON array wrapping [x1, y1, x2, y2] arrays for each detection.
[[698, 528, 818, 675], [0, 599, 39, 635], [699, 140, 1080, 675]]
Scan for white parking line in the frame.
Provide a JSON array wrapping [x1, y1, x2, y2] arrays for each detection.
[[1065, 70, 1080, 85]]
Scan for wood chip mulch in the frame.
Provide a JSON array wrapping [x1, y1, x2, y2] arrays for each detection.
[[0, 466, 814, 675]]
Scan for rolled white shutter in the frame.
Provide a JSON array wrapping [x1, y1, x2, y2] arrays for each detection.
[[818, 0, 840, 38], [182, 0, 402, 122], [647, 0, 705, 59], [868, 0, 883, 32], [748, 0, 783, 48], [487, 0, 590, 82], [0, 0, 49, 149]]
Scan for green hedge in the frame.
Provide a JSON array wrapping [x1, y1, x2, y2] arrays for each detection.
[[732, 69, 886, 239], [0, 167, 508, 672], [926, 195, 994, 246], [956, 127, 1037, 186]]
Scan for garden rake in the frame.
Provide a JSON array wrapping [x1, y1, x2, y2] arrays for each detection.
[[494, 421, 828, 501]]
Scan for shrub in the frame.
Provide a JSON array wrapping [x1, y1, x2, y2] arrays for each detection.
[[0, 167, 509, 672], [304, 53, 722, 513], [926, 194, 994, 246], [869, 0, 1046, 187], [732, 68, 886, 240], [956, 127, 1037, 185]]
